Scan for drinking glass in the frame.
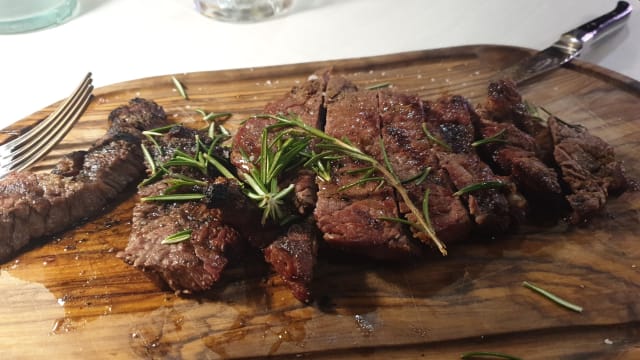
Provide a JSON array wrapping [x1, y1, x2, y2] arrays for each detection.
[[0, 0, 77, 34], [194, 0, 294, 22]]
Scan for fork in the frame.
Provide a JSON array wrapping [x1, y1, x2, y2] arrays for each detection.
[[0, 73, 94, 179]]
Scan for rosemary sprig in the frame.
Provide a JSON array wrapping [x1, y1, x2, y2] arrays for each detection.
[[171, 76, 188, 100], [524, 100, 546, 123], [522, 281, 584, 313], [244, 175, 295, 225], [264, 114, 447, 256], [141, 142, 157, 175], [460, 351, 522, 360], [195, 109, 232, 138], [378, 216, 415, 226], [401, 167, 431, 185], [338, 176, 385, 192], [472, 129, 507, 147], [237, 126, 314, 225], [304, 149, 335, 182], [453, 181, 505, 197], [365, 82, 391, 90], [380, 137, 399, 182], [422, 123, 452, 152], [161, 229, 193, 245], [195, 109, 232, 122]]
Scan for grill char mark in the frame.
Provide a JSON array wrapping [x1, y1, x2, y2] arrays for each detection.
[[425, 95, 516, 234], [378, 90, 472, 245]]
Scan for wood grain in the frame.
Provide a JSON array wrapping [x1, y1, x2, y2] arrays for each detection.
[[1, 45, 639, 360]]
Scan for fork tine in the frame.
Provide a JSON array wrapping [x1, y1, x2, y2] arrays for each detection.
[[0, 73, 93, 174], [4, 73, 93, 150]]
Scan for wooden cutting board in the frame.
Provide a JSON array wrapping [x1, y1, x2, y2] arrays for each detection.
[[1, 45, 639, 360]]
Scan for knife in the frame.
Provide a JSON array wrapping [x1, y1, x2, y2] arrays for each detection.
[[497, 1, 632, 84]]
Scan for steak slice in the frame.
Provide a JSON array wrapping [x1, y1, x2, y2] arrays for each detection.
[[475, 118, 562, 196], [120, 180, 242, 293], [315, 87, 420, 260], [425, 95, 517, 233], [232, 70, 329, 169], [378, 90, 471, 245], [0, 98, 167, 263], [484, 80, 554, 164], [231, 70, 330, 215], [204, 177, 278, 250], [263, 222, 318, 303], [120, 124, 254, 293], [229, 71, 334, 301], [548, 116, 629, 223]]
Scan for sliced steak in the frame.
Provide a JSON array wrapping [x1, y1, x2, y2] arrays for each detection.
[[233, 70, 329, 168], [231, 70, 330, 215], [425, 95, 517, 234], [263, 222, 318, 303], [228, 71, 337, 301], [120, 180, 242, 293], [484, 80, 554, 164], [0, 98, 167, 263], [120, 123, 257, 293], [377, 90, 471, 245], [263, 69, 329, 129], [548, 116, 629, 223], [315, 87, 420, 259], [475, 118, 562, 196]]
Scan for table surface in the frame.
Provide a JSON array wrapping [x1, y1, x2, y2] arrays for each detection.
[[0, 0, 638, 128]]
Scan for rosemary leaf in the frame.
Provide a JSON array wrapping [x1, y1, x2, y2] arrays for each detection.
[[141, 143, 157, 175], [242, 172, 268, 196], [143, 123, 179, 137], [168, 177, 207, 188], [303, 150, 338, 166], [380, 138, 399, 182], [379, 216, 415, 227], [171, 76, 188, 100], [197, 110, 232, 122], [365, 82, 391, 90], [345, 166, 375, 176], [202, 153, 239, 182], [401, 167, 431, 185], [422, 123, 452, 151], [460, 351, 522, 360], [338, 176, 385, 192], [139, 169, 166, 187], [141, 193, 205, 202], [453, 181, 505, 197], [161, 229, 192, 245], [260, 128, 270, 184], [472, 129, 508, 147], [522, 281, 583, 313], [219, 124, 231, 137], [164, 158, 206, 171], [162, 179, 204, 195], [524, 100, 548, 123]]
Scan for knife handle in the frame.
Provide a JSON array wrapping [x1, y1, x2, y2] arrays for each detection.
[[563, 1, 632, 45]]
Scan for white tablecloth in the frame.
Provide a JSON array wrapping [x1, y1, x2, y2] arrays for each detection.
[[0, 0, 638, 128]]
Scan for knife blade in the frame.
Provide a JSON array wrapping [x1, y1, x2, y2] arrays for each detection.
[[497, 1, 632, 84]]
